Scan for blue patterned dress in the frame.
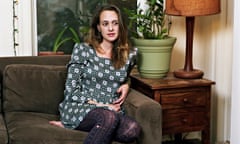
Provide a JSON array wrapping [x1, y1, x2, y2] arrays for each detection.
[[59, 43, 136, 129]]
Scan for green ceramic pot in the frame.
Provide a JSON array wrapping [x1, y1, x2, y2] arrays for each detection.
[[133, 37, 177, 78]]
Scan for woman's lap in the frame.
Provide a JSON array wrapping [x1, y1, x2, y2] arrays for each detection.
[[75, 108, 141, 144]]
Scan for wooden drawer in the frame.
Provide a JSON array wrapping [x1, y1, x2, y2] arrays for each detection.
[[130, 73, 214, 144], [162, 110, 207, 134], [160, 89, 207, 109]]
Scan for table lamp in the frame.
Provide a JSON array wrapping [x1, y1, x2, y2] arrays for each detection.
[[165, 0, 221, 79]]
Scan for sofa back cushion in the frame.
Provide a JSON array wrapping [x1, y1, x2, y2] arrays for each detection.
[[0, 55, 70, 113], [3, 64, 67, 114]]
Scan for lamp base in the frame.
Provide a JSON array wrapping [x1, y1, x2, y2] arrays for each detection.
[[174, 69, 204, 79]]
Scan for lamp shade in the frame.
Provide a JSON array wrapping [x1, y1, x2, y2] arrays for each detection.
[[165, 0, 221, 16]]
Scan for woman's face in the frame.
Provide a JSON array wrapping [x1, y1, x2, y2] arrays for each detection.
[[97, 10, 119, 44]]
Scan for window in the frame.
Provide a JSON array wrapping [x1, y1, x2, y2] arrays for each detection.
[[36, 0, 136, 55]]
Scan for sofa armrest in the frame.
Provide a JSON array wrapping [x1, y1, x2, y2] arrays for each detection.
[[124, 89, 162, 144]]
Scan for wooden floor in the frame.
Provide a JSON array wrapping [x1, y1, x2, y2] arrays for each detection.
[[162, 139, 201, 144]]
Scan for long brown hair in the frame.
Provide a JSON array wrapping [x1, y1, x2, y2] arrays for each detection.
[[86, 4, 130, 69]]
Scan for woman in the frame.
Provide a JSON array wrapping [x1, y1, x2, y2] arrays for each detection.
[[49, 4, 141, 144]]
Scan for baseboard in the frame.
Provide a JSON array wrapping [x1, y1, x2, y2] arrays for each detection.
[[215, 140, 230, 144], [162, 139, 201, 144]]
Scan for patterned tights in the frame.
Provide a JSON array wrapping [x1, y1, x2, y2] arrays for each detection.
[[75, 108, 141, 144]]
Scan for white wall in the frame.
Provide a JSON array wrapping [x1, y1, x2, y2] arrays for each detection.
[[231, 0, 240, 144], [0, 0, 35, 56], [17, 0, 36, 56], [0, 1, 14, 56]]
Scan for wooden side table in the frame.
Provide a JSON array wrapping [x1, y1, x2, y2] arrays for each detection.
[[130, 72, 215, 144]]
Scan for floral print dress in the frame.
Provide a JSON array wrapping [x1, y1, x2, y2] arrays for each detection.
[[59, 43, 136, 129]]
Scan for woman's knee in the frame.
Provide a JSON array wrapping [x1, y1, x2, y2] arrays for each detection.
[[114, 118, 141, 142], [95, 108, 119, 128], [125, 121, 141, 137]]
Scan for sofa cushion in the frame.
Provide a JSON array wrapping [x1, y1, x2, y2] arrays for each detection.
[[2, 64, 128, 144], [0, 55, 71, 113], [3, 64, 67, 114], [2, 64, 88, 144], [4, 111, 87, 144]]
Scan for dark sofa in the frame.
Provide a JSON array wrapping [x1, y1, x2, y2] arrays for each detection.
[[0, 55, 162, 144]]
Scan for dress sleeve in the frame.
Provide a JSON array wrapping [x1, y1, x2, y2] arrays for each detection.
[[63, 43, 94, 105], [64, 43, 109, 109]]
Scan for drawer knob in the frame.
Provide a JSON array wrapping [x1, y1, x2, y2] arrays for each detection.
[[182, 118, 188, 123], [183, 98, 188, 103]]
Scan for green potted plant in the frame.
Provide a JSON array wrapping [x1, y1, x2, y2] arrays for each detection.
[[124, 0, 176, 78], [38, 26, 80, 56], [52, 26, 81, 53]]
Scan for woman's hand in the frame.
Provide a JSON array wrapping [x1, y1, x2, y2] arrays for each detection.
[[88, 100, 121, 112], [87, 82, 130, 112], [113, 83, 129, 105], [107, 103, 121, 112], [49, 121, 64, 128]]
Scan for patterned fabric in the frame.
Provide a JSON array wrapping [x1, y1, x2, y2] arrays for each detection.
[[59, 43, 136, 129]]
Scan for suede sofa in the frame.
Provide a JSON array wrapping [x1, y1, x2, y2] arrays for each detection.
[[0, 55, 162, 144]]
